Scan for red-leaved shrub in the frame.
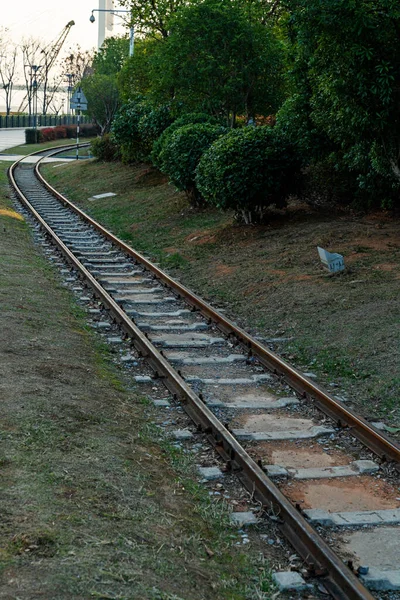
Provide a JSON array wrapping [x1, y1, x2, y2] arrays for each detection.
[[40, 128, 56, 141], [53, 126, 67, 139]]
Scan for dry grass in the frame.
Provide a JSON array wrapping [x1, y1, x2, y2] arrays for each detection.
[[0, 166, 275, 599]]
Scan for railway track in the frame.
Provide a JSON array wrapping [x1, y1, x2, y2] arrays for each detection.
[[9, 146, 400, 599]]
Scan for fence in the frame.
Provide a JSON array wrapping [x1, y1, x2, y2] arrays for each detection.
[[0, 114, 91, 129]]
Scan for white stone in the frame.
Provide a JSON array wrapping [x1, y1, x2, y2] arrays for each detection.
[[233, 425, 334, 441], [173, 429, 193, 440], [186, 374, 272, 385], [198, 466, 223, 480], [90, 192, 117, 200], [264, 465, 288, 477], [273, 571, 310, 591], [230, 511, 258, 526], [153, 399, 170, 407]]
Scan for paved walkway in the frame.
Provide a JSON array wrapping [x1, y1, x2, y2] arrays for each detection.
[[0, 154, 72, 163], [0, 128, 26, 152]]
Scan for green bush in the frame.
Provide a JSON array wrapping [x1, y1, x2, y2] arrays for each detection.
[[196, 126, 300, 223], [25, 129, 42, 144], [91, 134, 120, 161], [111, 96, 149, 163], [151, 112, 220, 170], [159, 123, 226, 206], [137, 105, 174, 157]]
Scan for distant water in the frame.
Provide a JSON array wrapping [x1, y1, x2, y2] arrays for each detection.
[[0, 89, 69, 114]]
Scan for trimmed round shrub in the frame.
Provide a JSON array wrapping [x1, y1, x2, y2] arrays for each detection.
[[159, 123, 226, 206], [151, 112, 221, 170], [25, 129, 42, 144], [137, 105, 174, 157], [196, 126, 300, 222], [111, 96, 149, 163], [91, 134, 120, 161]]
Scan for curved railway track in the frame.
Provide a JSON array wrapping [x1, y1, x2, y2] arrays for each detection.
[[8, 146, 400, 600]]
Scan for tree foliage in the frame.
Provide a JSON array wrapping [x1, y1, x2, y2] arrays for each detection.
[[62, 45, 94, 86], [117, 38, 158, 101], [118, 0, 188, 38], [149, 0, 285, 124], [283, 0, 400, 207], [93, 0, 400, 213], [93, 36, 130, 76], [81, 74, 120, 135]]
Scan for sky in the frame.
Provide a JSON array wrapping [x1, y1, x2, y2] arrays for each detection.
[[2, 0, 127, 52]]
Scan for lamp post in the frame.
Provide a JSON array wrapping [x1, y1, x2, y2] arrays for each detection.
[[89, 9, 134, 56], [31, 65, 41, 130], [65, 73, 73, 118]]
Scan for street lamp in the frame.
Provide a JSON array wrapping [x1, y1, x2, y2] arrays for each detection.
[[65, 73, 74, 117], [89, 9, 134, 56], [31, 65, 42, 130]]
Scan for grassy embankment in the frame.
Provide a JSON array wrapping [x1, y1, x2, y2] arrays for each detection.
[[41, 157, 400, 428], [0, 163, 274, 599]]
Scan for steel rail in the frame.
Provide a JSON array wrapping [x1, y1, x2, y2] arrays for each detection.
[[9, 149, 377, 600], [34, 148, 400, 466]]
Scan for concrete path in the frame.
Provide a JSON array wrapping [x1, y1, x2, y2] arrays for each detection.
[[0, 128, 26, 152], [0, 154, 71, 163]]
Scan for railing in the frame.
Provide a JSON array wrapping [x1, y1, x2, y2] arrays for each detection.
[[0, 115, 91, 129]]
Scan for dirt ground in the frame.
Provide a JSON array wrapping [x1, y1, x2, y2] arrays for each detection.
[[0, 169, 274, 599], [41, 160, 400, 428]]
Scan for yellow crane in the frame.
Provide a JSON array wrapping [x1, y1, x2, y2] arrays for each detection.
[[18, 20, 75, 114]]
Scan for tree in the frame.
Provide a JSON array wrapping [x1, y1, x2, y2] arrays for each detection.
[[117, 38, 158, 100], [283, 0, 400, 206], [118, 0, 190, 38], [92, 36, 130, 76], [20, 37, 42, 117], [61, 45, 94, 87], [40, 47, 65, 115], [158, 123, 226, 206], [0, 31, 17, 116], [81, 74, 120, 134], [149, 0, 285, 125]]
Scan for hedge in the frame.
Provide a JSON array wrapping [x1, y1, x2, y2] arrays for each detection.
[[151, 112, 221, 170], [159, 123, 226, 206], [196, 126, 300, 223]]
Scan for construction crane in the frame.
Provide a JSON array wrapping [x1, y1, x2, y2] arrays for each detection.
[[18, 20, 75, 114]]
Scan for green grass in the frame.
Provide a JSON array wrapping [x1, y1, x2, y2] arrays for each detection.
[[40, 158, 400, 426]]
